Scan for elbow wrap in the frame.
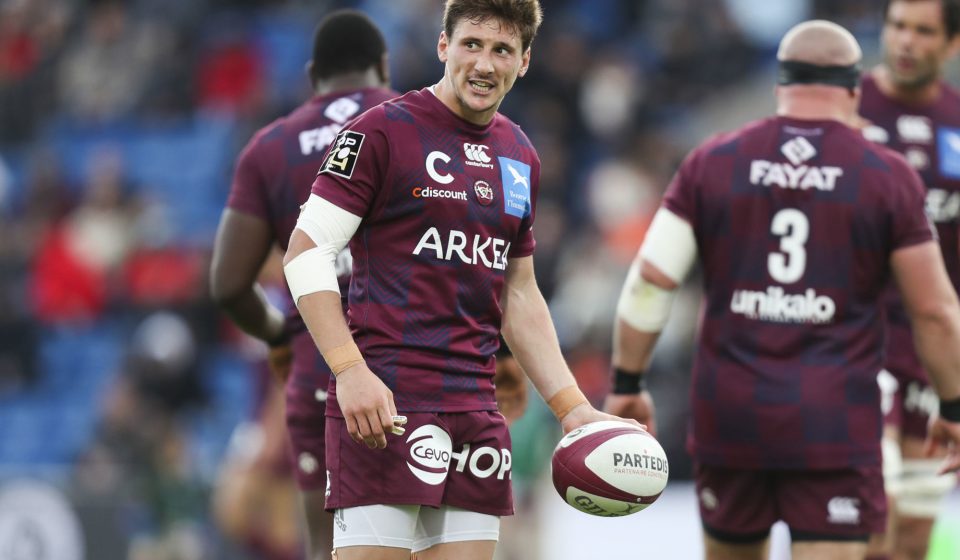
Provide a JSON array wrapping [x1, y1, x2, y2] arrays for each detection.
[[616, 207, 697, 332], [616, 259, 677, 332], [284, 247, 340, 303], [283, 194, 361, 304]]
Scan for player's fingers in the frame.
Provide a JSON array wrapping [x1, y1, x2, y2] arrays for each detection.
[[345, 414, 363, 445], [387, 392, 398, 419], [355, 413, 379, 448], [366, 411, 387, 449], [923, 434, 939, 458], [378, 408, 401, 442], [646, 420, 657, 438], [939, 451, 960, 475], [617, 416, 646, 430]]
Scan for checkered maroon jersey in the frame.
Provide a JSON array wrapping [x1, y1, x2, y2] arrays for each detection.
[[860, 74, 960, 383], [662, 116, 933, 469], [311, 88, 540, 415], [226, 87, 398, 392]]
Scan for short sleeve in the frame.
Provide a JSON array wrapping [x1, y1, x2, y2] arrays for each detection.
[[226, 136, 270, 220], [661, 147, 702, 224], [311, 106, 390, 218], [890, 158, 936, 250]]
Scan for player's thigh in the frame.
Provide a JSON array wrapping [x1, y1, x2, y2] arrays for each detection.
[[285, 382, 329, 491], [791, 541, 867, 560], [414, 540, 496, 560], [702, 533, 767, 560], [333, 546, 411, 560], [300, 489, 333, 557], [211, 463, 258, 537], [777, 466, 886, 542], [413, 505, 499, 555], [694, 463, 778, 543], [333, 504, 420, 553], [893, 515, 936, 560]]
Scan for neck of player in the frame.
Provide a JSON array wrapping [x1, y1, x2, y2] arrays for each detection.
[[776, 87, 856, 126], [873, 65, 942, 106], [314, 68, 385, 97]]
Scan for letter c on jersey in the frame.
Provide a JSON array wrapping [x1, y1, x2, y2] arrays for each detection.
[[406, 425, 453, 485], [426, 151, 454, 185]]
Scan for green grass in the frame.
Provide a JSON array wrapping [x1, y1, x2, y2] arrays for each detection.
[[927, 517, 960, 560]]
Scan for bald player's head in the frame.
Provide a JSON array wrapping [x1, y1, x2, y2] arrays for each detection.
[[776, 20, 863, 91], [778, 20, 862, 66]]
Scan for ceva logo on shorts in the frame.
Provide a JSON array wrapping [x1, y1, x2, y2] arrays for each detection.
[[406, 425, 453, 485]]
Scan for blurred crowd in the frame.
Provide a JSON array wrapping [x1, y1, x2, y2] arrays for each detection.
[[0, 0, 897, 557]]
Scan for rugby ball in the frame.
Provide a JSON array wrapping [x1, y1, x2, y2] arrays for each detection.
[[552, 421, 668, 517]]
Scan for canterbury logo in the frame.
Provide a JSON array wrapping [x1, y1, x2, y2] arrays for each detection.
[[463, 143, 493, 168]]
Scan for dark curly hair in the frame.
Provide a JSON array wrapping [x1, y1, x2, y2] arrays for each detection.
[[443, 0, 544, 51], [883, 0, 960, 38]]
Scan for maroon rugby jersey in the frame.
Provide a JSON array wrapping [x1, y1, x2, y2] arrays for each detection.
[[860, 74, 960, 383], [663, 116, 933, 469], [226, 87, 397, 391], [311, 87, 540, 415]]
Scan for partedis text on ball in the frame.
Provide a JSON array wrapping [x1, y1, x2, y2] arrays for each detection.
[[612, 452, 669, 479]]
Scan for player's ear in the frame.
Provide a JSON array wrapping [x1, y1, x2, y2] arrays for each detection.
[[305, 60, 317, 88], [378, 53, 390, 85], [518, 47, 531, 78], [948, 34, 960, 58], [438, 31, 449, 63]]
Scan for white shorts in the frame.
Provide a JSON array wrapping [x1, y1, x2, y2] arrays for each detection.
[[333, 504, 500, 552]]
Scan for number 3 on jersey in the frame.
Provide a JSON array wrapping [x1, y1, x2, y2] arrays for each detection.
[[768, 209, 809, 284]]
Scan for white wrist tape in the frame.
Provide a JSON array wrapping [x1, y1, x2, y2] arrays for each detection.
[[284, 194, 362, 304], [639, 207, 697, 284], [894, 459, 955, 518], [616, 258, 677, 332]]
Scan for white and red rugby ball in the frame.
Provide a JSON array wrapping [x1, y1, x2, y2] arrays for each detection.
[[552, 421, 669, 517]]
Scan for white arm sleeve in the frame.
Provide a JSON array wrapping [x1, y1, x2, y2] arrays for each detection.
[[283, 194, 362, 304], [639, 207, 697, 284], [616, 207, 698, 332]]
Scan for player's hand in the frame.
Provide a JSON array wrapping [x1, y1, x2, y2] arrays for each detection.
[[603, 392, 657, 438], [335, 363, 400, 449], [924, 416, 960, 474], [494, 355, 528, 425], [560, 403, 646, 435], [267, 343, 293, 384]]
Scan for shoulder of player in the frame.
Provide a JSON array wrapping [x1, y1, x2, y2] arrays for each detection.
[[242, 100, 319, 153], [369, 87, 402, 106], [682, 121, 757, 167], [493, 113, 538, 155], [937, 81, 960, 115], [864, 139, 922, 186]]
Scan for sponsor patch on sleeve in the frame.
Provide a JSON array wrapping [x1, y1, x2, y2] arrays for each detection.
[[320, 130, 365, 179], [498, 157, 531, 219], [938, 127, 960, 179]]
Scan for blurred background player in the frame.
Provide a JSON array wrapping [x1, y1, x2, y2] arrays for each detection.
[[283, 1, 642, 558], [606, 20, 960, 560], [209, 10, 396, 559], [858, 1, 960, 558]]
